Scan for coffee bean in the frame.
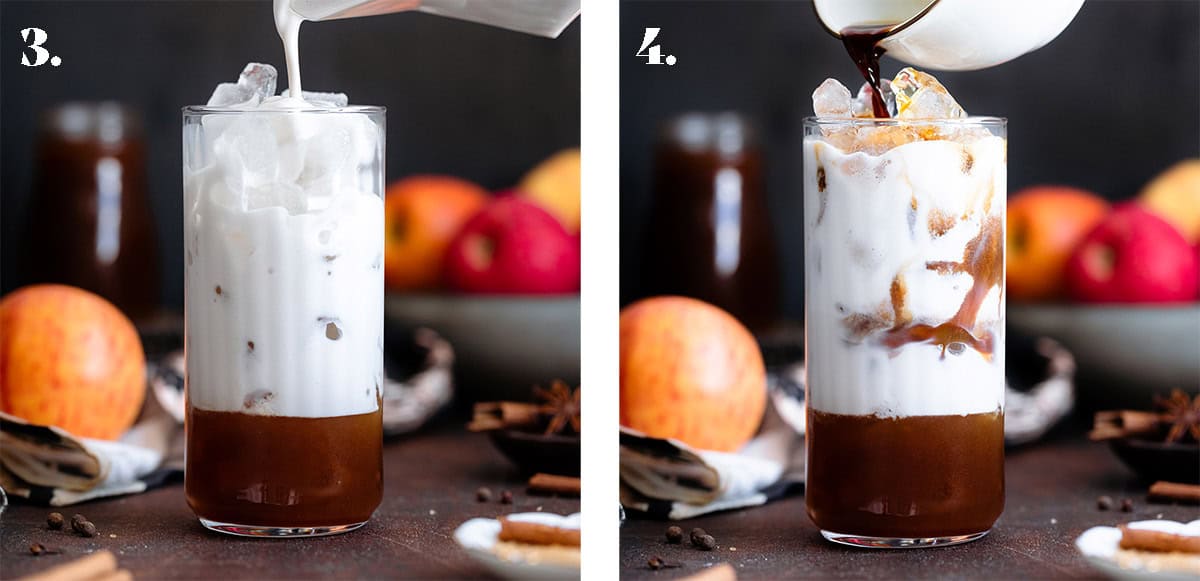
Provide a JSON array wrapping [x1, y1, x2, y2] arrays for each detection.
[[78, 521, 97, 537], [665, 525, 683, 544]]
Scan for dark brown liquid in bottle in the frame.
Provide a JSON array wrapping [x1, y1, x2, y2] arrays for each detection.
[[642, 115, 780, 332], [840, 25, 896, 118], [25, 105, 160, 320]]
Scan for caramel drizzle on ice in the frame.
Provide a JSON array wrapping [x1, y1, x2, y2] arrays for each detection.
[[879, 215, 1002, 358]]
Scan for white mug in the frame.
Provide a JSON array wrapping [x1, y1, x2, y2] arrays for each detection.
[[814, 0, 1085, 71]]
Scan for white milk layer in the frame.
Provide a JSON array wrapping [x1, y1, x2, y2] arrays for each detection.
[[803, 134, 1006, 417], [185, 108, 383, 418]]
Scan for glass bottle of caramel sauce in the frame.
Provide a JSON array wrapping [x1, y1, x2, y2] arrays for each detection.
[[642, 113, 781, 331], [25, 103, 160, 320]]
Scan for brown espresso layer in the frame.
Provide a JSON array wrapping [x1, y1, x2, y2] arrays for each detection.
[[186, 406, 383, 528], [806, 409, 1004, 538]]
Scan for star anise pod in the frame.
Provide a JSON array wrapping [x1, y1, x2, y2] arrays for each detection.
[[1154, 389, 1200, 444], [534, 380, 580, 436]]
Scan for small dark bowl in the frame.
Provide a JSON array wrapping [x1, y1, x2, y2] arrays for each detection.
[[488, 430, 580, 476], [1109, 438, 1200, 483]]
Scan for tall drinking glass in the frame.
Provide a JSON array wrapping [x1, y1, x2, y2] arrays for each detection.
[[802, 117, 1006, 548], [182, 105, 385, 537]]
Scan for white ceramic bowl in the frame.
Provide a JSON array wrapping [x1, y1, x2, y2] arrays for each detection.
[[384, 293, 580, 402], [1008, 303, 1200, 407]]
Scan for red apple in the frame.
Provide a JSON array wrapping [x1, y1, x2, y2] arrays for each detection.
[[443, 195, 580, 294], [1064, 204, 1200, 303]]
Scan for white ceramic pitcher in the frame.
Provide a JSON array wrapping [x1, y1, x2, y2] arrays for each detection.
[[288, 0, 580, 38], [814, 0, 1085, 71]]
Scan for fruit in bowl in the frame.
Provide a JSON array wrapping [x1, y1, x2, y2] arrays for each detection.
[[619, 297, 766, 452], [1139, 159, 1200, 245], [384, 175, 489, 292], [444, 195, 581, 294], [1007, 186, 1109, 301], [381, 154, 582, 400], [1006, 171, 1200, 407], [1064, 204, 1199, 303], [0, 285, 146, 439], [519, 149, 581, 235]]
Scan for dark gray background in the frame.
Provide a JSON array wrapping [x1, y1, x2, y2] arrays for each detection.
[[1, 0, 581, 306], [620, 0, 1200, 321]]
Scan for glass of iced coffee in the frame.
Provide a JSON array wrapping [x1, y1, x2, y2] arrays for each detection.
[[182, 67, 385, 537], [803, 70, 1006, 548]]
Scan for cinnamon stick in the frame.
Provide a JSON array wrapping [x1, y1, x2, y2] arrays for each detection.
[[528, 473, 581, 497], [19, 550, 118, 581], [1090, 410, 1162, 441], [678, 563, 738, 581], [1149, 481, 1200, 504], [469, 402, 542, 432], [497, 517, 581, 547], [1119, 525, 1200, 554]]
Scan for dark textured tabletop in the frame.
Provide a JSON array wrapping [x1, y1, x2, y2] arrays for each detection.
[[620, 430, 1200, 580], [0, 424, 580, 579]]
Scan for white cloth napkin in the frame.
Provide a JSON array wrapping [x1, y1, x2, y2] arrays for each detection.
[[619, 403, 804, 520], [0, 395, 176, 506]]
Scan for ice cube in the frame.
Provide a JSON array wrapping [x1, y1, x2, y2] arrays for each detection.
[[852, 125, 922, 155], [812, 78, 853, 118], [212, 116, 281, 192], [819, 126, 859, 152], [853, 80, 896, 118], [891, 68, 966, 119], [207, 83, 257, 108], [244, 183, 306, 214], [297, 122, 353, 187], [206, 63, 277, 108], [300, 91, 349, 108], [346, 113, 381, 168], [238, 63, 277, 102]]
